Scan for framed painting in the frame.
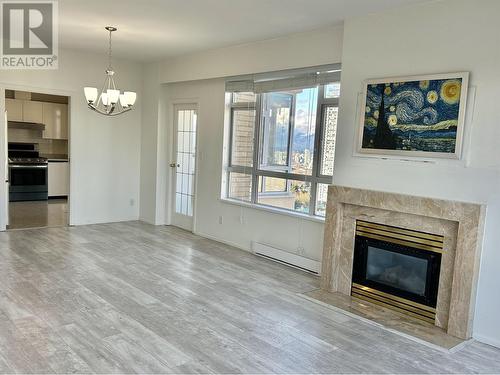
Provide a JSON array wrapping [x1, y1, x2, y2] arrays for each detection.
[[357, 72, 469, 159]]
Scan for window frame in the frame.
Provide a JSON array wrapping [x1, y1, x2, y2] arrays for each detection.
[[226, 84, 339, 217]]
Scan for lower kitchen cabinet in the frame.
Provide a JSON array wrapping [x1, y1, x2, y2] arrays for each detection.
[[48, 161, 69, 197]]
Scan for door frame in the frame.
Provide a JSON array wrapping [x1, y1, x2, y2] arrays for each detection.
[[0, 82, 74, 231], [169, 101, 199, 232], [0, 106, 7, 230]]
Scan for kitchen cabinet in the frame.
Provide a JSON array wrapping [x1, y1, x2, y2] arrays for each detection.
[[48, 161, 69, 197], [5, 98, 23, 122], [5, 98, 69, 139], [22, 100, 43, 123], [42, 102, 68, 139]]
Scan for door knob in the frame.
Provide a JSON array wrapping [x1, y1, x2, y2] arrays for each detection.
[[170, 163, 180, 168]]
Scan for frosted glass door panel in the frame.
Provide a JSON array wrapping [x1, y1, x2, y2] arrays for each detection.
[[174, 109, 197, 217]]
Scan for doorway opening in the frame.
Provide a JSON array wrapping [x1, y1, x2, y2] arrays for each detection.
[[4, 89, 70, 230]]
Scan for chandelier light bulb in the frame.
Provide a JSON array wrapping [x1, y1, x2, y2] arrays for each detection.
[[124, 91, 137, 106], [101, 92, 109, 106], [84, 87, 98, 103], [119, 94, 129, 108], [107, 89, 120, 104]]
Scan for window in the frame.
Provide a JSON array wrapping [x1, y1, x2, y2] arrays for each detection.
[[224, 81, 340, 218]]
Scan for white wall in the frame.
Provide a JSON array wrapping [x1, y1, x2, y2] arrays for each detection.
[[159, 25, 344, 83], [334, 0, 500, 347], [0, 48, 142, 226], [139, 62, 161, 224]]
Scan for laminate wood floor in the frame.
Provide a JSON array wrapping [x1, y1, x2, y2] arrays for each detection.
[[0, 221, 499, 374]]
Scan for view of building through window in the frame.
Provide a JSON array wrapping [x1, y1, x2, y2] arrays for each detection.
[[225, 82, 339, 217]]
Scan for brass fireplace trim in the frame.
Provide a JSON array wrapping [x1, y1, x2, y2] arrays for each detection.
[[352, 283, 436, 324], [356, 220, 444, 253], [352, 220, 442, 324]]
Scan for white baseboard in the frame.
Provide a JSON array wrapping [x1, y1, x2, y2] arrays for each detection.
[[473, 333, 500, 349], [193, 230, 252, 253], [194, 232, 321, 274], [72, 216, 140, 226], [139, 217, 164, 226], [252, 241, 321, 274]]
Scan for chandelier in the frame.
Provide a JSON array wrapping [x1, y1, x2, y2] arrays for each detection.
[[84, 27, 137, 116]]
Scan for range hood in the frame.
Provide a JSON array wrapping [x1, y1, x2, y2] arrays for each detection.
[[8, 121, 45, 131]]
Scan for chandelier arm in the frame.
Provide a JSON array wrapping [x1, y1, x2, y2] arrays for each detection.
[[110, 107, 131, 116], [88, 103, 131, 116], [105, 73, 112, 92], [95, 74, 109, 108]]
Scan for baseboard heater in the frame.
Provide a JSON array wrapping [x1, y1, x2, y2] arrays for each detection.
[[252, 241, 321, 275]]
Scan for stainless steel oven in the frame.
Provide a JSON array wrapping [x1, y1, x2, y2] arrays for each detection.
[[9, 164, 48, 201], [8, 143, 48, 202]]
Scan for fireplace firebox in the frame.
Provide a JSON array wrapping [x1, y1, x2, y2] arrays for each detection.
[[352, 220, 443, 323]]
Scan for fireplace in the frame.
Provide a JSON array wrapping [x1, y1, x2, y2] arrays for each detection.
[[352, 220, 443, 323], [321, 186, 486, 340]]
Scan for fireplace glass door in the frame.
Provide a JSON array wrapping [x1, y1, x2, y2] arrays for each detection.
[[353, 236, 442, 308], [366, 245, 428, 296]]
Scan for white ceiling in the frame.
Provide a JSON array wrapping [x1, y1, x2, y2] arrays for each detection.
[[59, 0, 432, 62]]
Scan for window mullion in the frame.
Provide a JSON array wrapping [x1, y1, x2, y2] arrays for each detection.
[[231, 102, 256, 110], [309, 85, 325, 215], [313, 89, 325, 179], [228, 106, 235, 167], [255, 169, 316, 182], [287, 95, 296, 171], [251, 94, 263, 204]]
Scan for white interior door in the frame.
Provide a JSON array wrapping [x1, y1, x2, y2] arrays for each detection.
[[170, 104, 198, 231]]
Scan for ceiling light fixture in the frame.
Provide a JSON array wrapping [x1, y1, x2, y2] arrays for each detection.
[[84, 27, 137, 116]]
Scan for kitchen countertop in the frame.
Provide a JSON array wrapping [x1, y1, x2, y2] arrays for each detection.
[[42, 154, 69, 161]]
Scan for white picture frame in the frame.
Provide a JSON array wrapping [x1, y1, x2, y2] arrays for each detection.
[[356, 72, 469, 160]]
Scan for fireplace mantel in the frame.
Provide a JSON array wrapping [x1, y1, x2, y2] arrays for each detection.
[[320, 185, 486, 340]]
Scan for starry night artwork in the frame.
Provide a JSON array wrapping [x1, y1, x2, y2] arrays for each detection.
[[358, 73, 468, 159]]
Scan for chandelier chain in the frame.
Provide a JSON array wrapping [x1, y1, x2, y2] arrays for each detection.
[[108, 29, 113, 70]]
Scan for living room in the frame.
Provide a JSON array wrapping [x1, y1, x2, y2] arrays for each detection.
[[0, 0, 498, 373]]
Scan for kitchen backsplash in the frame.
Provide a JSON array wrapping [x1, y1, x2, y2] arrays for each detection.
[[8, 128, 68, 156]]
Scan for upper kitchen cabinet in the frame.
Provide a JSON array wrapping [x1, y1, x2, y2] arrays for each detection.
[[5, 98, 23, 122], [42, 102, 68, 140], [22, 100, 44, 123], [6, 98, 44, 124], [5, 92, 69, 139]]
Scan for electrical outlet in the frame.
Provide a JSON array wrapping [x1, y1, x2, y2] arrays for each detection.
[[129, 199, 135, 206], [297, 246, 305, 255], [219, 215, 223, 224]]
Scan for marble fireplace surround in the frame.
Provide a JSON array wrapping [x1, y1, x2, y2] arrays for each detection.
[[320, 185, 486, 340]]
